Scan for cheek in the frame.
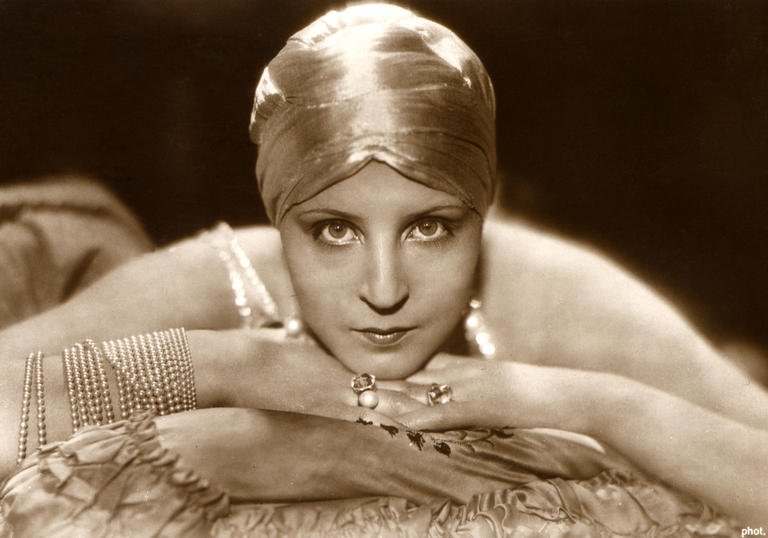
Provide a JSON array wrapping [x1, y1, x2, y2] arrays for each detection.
[[409, 235, 481, 303], [415, 262, 475, 335], [283, 244, 358, 322], [292, 270, 347, 318]]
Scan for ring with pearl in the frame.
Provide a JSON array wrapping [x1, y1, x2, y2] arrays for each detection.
[[351, 373, 379, 409]]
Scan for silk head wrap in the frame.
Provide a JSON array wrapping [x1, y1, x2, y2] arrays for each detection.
[[250, 3, 497, 225]]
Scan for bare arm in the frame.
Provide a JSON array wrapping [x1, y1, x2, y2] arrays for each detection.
[[154, 407, 526, 504], [401, 359, 768, 525], [585, 373, 768, 525], [0, 331, 234, 479], [0, 328, 421, 479], [482, 219, 768, 430], [0, 225, 288, 359]]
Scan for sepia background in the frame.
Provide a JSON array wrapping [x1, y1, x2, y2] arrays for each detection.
[[1, 0, 767, 363]]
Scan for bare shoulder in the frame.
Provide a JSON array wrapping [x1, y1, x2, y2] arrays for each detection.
[[478, 217, 701, 367], [481, 217, 650, 285], [479, 218, 768, 429], [479, 217, 677, 318], [233, 224, 283, 260]]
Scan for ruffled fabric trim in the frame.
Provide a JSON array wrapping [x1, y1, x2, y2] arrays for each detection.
[[213, 497, 430, 538], [431, 469, 739, 537], [0, 417, 740, 537], [213, 469, 739, 537], [0, 411, 229, 538]]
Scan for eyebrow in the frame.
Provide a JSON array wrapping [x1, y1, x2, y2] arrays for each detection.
[[297, 208, 359, 220], [297, 204, 468, 221]]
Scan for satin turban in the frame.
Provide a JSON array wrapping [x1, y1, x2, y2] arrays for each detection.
[[250, 3, 497, 225]]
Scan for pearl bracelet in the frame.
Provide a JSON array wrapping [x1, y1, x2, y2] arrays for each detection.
[[34, 351, 47, 448], [19, 328, 197, 465], [60, 328, 196, 434], [100, 328, 196, 420], [16, 351, 45, 466]]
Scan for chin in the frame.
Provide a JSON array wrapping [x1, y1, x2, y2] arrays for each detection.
[[336, 350, 429, 380]]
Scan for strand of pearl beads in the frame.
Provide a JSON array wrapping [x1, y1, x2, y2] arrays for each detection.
[[464, 299, 496, 358]]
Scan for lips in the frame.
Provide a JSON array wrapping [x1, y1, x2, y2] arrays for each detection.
[[353, 327, 414, 346]]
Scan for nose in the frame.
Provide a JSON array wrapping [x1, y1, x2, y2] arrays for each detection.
[[359, 238, 409, 315]]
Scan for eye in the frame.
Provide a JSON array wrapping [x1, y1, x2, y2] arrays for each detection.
[[316, 220, 359, 245], [407, 219, 449, 242]]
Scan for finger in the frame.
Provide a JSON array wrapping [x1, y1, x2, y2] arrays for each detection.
[[377, 380, 432, 402], [397, 402, 480, 431], [375, 379, 409, 392], [381, 378, 469, 406], [374, 389, 426, 416]]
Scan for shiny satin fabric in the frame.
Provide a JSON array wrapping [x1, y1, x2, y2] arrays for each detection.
[[0, 177, 153, 329], [250, 4, 497, 224], [1, 412, 739, 537]]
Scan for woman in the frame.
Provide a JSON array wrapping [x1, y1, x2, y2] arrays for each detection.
[[0, 3, 765, 535]]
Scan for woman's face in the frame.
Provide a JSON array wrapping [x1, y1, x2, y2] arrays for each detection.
[[279, 161, 483, 379]]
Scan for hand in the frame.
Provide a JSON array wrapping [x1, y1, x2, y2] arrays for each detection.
[[192, 328, 426, 425], [392, 354, 599, 433]]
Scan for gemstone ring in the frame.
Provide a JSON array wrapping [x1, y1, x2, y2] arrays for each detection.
[[426, 383, 453, 406], [351, 373, 379, 409]]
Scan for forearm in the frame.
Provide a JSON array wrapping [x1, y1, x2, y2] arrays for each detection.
[[578, 375, 768, 525], [610, 331, 768, 431], [154, 408, 388, 502], [0, 330, 233, 479], [154, 407, 520, 504]]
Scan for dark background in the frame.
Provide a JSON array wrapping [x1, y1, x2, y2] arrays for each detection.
[[1, 0, 767, 356]]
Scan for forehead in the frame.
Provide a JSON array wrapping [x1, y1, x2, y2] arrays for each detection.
[[295, 161, 464, 214]]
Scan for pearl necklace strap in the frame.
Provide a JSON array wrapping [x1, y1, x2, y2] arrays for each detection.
[[464, 299, 496, 358], [202, 222, 282, 328]]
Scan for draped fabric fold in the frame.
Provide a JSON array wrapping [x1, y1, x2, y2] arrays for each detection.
[[1, 412, 739, 537], [0, 412, 228, 538], [0, 177, 153, 328]]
